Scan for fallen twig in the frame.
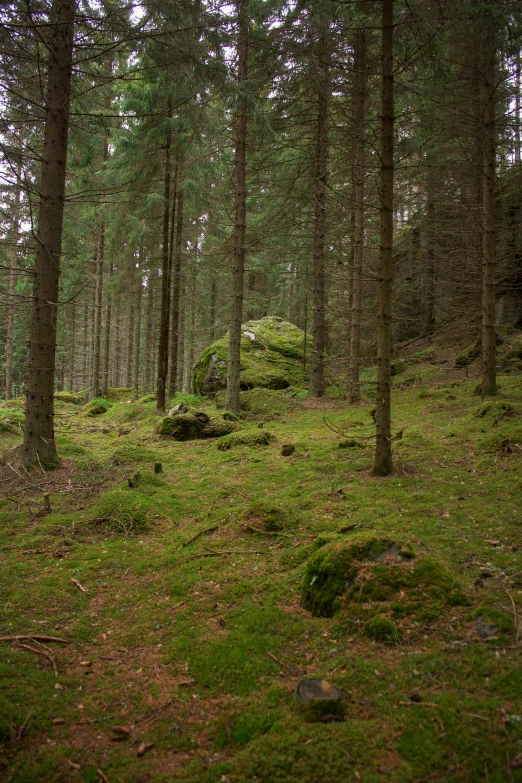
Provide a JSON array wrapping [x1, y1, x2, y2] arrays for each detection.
[[71, 578, 88, 594], [96, 770, 110, 783], [0, 635, 68, 644], [267, 651, 290, 669], [504, 587, 520, 642], [20, 643, 58, 676], [398, 701, 438, 707], [177, 549, 264, 560], [176, 525, 219, 552], [132, 697, 173, 729]]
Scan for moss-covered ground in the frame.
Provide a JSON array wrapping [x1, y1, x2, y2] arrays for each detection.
[[1, 356, 522, 782]]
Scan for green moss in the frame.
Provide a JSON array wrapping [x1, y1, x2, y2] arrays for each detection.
[[405, 348, 433, 365], [137, 393, 156, 405], [475, 606, 515, 634], [301, 535, 400, 617], [500, 334, 522, 373], [217, 429, 275, 451], [193, 316, 312, 394], [247, 501, 297, 532], [0, 421, 21, 436], [214, 712, 276, 748], [106, 387, 132, 401], [156, 409, 242, 440], [455, 338, 481, 367], [216, 388, 298, 417], [391, 359, 407, 376], [79, 398, 111, 417], [111, 444, 159, 465], [87, 487, 154, 533], [366, 616, 401, 643], [54, 391, 83, 405], [479, 424, 522, 453]]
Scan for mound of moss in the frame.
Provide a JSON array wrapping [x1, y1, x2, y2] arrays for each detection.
[[301, 536, 465, 622], [54, 391, 84, 405], [216, 387, 298, 418], [217, 429, 275, 451], [137, 393, 156, 405], [101, 402, 151, 423], [391, 359, 407, 376], [106, 387, 132, 402], [87, 487, 154, 533], [157, 409, 243, 441], [455, 338, 481, 367], [111, 444, 160, 465], [500, 334, 522, 373], [246, 501, 297, 532], [80, 398, 112, 417], [193, 316, 311, 395]]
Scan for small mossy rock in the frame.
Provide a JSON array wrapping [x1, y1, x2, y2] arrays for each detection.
[[193, 316, 312, 395], [247, 501, 296, 532], [111, 445, 159, 465], [295, 679, 346, 723], [366, 616, 400, 644], [80, 398, 111, 417], [203, 414, 242, 438], [281, 444, 295, 456], [475, 607, 515, 637], [168, 403, 189, 415], [338, 438, 361, 449], [217, 429, 275, 451], [301, 535, 401, 617], [455, 338, 481, 367], [391, 359, 407, 376]]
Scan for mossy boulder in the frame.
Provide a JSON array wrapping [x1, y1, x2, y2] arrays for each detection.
[[391, 359, 407, 376], [301, 536, 465, 621], [156, 409, 243, 441], [106, 387, 132, 402], [455, 338, 481, 367], [193, 316, 311, 395], [80, 398, 112, 417], [217, 429, 275, 451]]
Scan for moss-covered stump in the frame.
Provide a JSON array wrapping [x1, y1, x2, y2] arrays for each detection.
[[295, 679, 346, 723], [79, 398, 112, 417], [156, 409, 242, 441], [193, 316, 311, 395], [217, 429, 275, 451], [301, 535, 466, 624]]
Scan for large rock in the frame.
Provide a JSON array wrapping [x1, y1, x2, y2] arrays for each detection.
[[192, 316, 311, 395]]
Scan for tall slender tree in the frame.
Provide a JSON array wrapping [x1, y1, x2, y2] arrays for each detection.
[[23, 0, 75, 468]]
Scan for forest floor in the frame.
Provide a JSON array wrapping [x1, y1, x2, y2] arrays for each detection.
[[1, 345, 522, 783]]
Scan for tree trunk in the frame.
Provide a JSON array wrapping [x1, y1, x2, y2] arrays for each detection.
[[348, 31, 367, 404], [126, 256, 135, 387], [5, 157, 22, 402], [481, 23, 497, 397], [187, 256, 197, 393], [68, 301, 75, 392], [210, 278, 217, 340], [23, 0, 75, 468], [169, 187, 184, 397], [145, 272, 155, 392], [101, 261, 112, 398], [177, 265, 186, 391], [372, 0, 394, 477], [425, 180, 436, 331], [309, 19, 329, 398], [156, 107, 172, 413], [82, 297, 88, 389], [91, 225, 105, 398], [515, 49, 520, 165], [225, 0, 249, 415], [133, 254, 143, 400]]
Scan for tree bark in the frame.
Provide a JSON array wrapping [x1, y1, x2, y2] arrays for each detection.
[[133, 253, 143, 400], [91, 225, 105, 398], [82, 297, 88, 389], [348, 31, 367, 404], [101, 261, 112, 398], [169, 186, 184, 397], [126, 256, 135, 387], [309, 18, 329, 398], [23, 0, 75, 468], [156, 105, 173, 413], [5, 157, 22, 402], [113, 292, 121, 388], [481, 22, 497, 397], [145, 271, 155, 392], [68, 301, 75, 392], [177, 265, 186, 391], [210, 278, 217, 340], [372, 0, 394, 477], [225, 0, 249, 415]]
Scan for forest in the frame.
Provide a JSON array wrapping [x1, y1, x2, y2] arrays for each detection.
[[1, 0, 522, 781]]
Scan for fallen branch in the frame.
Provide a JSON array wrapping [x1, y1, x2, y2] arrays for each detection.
[[0, 635, 68, 644], [132, 697, 173, 729], [398, 701, 438, 708], [96, 770, 110, 783], [267, 650, 290, 669], [176, 525, 219, 552], [177, 549, 264, 560], [71, 578, 88, 594], [20, 643, 58, 676]]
